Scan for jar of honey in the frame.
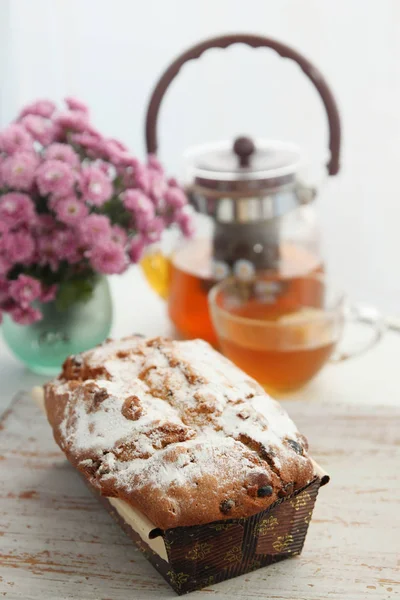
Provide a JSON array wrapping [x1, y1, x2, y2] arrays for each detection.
[[141, 33, 341, 345]]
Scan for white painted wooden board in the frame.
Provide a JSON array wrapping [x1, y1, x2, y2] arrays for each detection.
[[0, 393, 399, 600]]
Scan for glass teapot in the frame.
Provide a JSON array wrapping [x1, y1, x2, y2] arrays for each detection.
[[141, 34, 341, 346]]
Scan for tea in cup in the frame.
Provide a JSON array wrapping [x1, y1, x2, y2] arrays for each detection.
[[208, 274, 382, 394]]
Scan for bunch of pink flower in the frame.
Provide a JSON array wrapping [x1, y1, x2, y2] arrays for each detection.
[[0, 98, 192, 324]]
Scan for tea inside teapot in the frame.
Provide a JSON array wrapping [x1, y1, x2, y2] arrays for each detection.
[[141, 137, 324, 345]]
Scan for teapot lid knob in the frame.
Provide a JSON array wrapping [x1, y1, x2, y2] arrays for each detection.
[[233, 136, 255, 167]]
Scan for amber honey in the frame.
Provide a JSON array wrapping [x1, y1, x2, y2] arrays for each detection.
[[141, 238, 324, 346]]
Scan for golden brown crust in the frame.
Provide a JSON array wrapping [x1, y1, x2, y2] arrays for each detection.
[[45, 336, 315, 530]]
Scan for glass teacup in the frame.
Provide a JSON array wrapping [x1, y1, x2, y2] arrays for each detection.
[[208, 273, 383, 394]]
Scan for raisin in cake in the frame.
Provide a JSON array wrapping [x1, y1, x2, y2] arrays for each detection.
[[45, 335, 315, 529]]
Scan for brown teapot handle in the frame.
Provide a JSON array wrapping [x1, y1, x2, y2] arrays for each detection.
[[145, 33, 341, 175]]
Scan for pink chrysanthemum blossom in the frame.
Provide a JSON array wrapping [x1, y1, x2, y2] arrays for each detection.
[[21, 115, 59, 146], [1, 152, 38, 191], [9, 274, 42, 307], [142, 216, 165, 244], [52, 228, 81, 263], [90, 240, 127, 275], [37, 226, 83, 267], [70, 132, 105, 158], [44, 143, 80, 168], [149, 171, 168, 205], [134, 164, 151, 194], [104, 139, 136, 167], [34, 214, 57, 234], [147, 154, 164, 173], [116, 164, 135, 189], [0, 193, 36, 230], [36, 159, 76, 197], [40, 284, 58, 303], [136, 211, 156, 232], [65, 97, 89, 114], [18, 99, 56, 120], [0, 97, 192, 326], [11, 305, 42, 325], [110, 225, 127, 246], [107, 138, 127, 152], [0, 256, 11, 276], [47, 195, 62, 212], [2, 229, 36, 264], [122, 189, 154, 216], [80, 166, 112, 206], [103, 138, 127, 154], [128, 235, 145, 262], [71, 128, 102, 142], [37, 233, 60, 272], [54, 195, 88, 225], [165, 186, 187, 209], [176, 206, 195, 237], [56, 110, 89, 132], [0, 124, 33, 154], [78, 214, 111, 246], [96, 160, 113, 176], [123, 189, 155, 231], [1, 297, 16, 312], [37, 227, 81, 270]]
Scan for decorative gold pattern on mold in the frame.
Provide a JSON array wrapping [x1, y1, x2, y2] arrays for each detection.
[[185, 541, 213, 561], [224, 544, 242, 564], [164, 538, 173, 551], [167, 570, 190, 590], [255, 515, 279, 536], [209, 522, 236, 532], [303, 510, 313, 525], [290, 492, 311, 511], [272, 533, 294, 553]]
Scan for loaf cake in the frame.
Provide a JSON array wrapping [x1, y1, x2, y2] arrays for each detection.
[[44, 335, 328, 594]]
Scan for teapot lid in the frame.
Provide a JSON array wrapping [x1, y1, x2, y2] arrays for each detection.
[[185, 136, 302, 194]]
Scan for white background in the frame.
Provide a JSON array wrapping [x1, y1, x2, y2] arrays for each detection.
[[0, 0, 399, 314]]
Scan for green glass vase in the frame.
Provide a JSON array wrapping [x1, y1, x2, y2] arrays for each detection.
[[2, 276, 112, 376]]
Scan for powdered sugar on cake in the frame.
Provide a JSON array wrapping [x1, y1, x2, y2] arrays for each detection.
[[45, 336, 314, 528]]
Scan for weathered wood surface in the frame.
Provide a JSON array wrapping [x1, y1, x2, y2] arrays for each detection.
[[0, 393, 399, 600]]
